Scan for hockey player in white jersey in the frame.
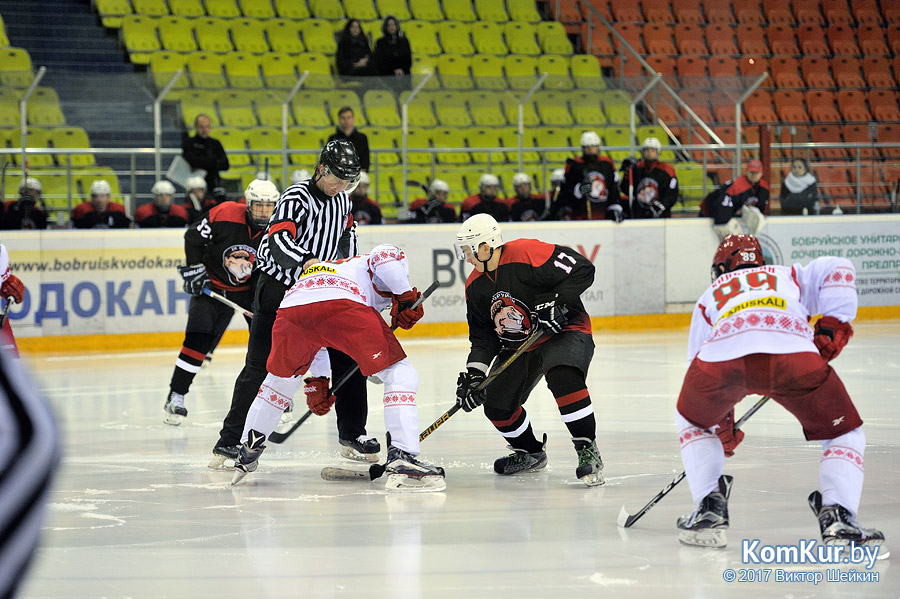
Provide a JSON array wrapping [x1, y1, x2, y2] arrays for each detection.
[[674, 235, 887, 557], [231, 243, 445, 491]]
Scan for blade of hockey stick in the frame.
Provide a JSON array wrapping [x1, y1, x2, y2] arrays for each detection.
[[321, 467, 373, 481], [203, 288, 254, 318], [269, 280, 440, 444], [616, 395, 771, 528]]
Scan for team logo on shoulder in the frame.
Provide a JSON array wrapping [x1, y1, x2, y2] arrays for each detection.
[[222, 244, 256, 285], [635, 177, 660, 207], [490, 292, 533, 344], [584, 171, 608, 202]]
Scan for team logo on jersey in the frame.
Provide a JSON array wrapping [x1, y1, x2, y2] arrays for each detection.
[[222, 244, 257, 285], [490, 292, 534, 344], [584, 171, 609, 202], [635, 177, 660, 207]]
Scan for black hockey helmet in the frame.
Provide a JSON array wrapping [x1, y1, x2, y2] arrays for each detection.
[[318, 139, 361, 188]]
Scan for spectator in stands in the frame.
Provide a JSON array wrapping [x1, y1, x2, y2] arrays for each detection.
[[701, 159, 770, 239], [405, 179, 457, 223], [1, 177, 49, 230], [349, 172, 382, 225], [336, 19, 376, 78], [70, 179, 132, 229], [182, 113, 229, 192], [374, 16, 412, 79], [779, 158, 819, 215], [556, 131, 623, 221], [460, 174, 509, 222], [620, 137, 678, 219], [328, 107, 370, 173], [290, 169, 311, 185], [507, 172, 547, 222], [136, 180, 189, 228]]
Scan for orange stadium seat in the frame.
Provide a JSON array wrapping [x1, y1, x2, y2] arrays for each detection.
[[792, 0, 822, 24], [642, 0, 674, 22], [827, 25, 859, 57], [680, 89, 715, 122], [674, 24, 706, 55], [773, 90, 809, 123], [672, 0, 704, 23], [739, 55, 768, 78], [646, 56, 676, 81], [734, 2, 764, 24], [882, 1, 900, 22], [821, 0, 853, 24], [850, 0, 881, 24], [580, 24, 615, 58], [837, 90, 872, 122], [876, 125, 900, 159], [767, 25, 799, 56], [610, 4, 642, 22], [861, 57, 895, 88], [800, 57, 834, 89], [677, 56, 708, 88], [704, 2, 733, 23], [736, 25, 768, 56], [806, 90, 841, 123], [831, 57, 865, 88], [613, 24, 645, 55], [810, 124, 846, 158], [771, 57, 804, 89], [762, 0, 792, 24], [711, 100, 735, 124], [797, 25, 828, 55], [706, 25, 737, 56], [743, 90, 776, 123], [857, 25, 888, 56], [888, 25, 900, 55], [583, 0, 612, 20], [840, 125, 874, 158], [643, 24, 676, 55], [816, 166, 854, 204], [867, 90, 900, 122]]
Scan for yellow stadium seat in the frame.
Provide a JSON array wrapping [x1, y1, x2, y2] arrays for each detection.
[[498, 128, 539, 163], [404, 21, 441, 55], [442, 0, 477, 21], [225, 52, 264, 88], [248, 128, 284, 168], [360, 19, 382, 43], [159, 16, 198, 52], [205, 0, 242, 17], [239, 0, 277, 18], [363, 89, 401, 126], [301, 19, 338, 54], [431, 91, 472, 126], [504, 54, 538, 90], [274, 0, 311, 18], [474, 0, 508, 21], [0, 22, 8, 49], [603, 126, 632, 161], [121, 16, 161, 63], [571, 55, 605, 91], [471, 22, 508, 55], [467, 91, 506, 126], [39, 174, 76, 212], [366, 127, 400, 165], [15, 128, 54, 167], [287, 127, 325, 164], [538, 54, 574, 90], [132, 0, 169, 16], [504, 22, 540, 55], [0, 47, 34, 87], [533, 90, 572, 126], [0, 105, 18, 127], [217, 127, 254, 168], [218, 91, 259, 127], [253, 90, 290, 127], [409, 0, 443, 21], [601, 90, 632, 124], [186, 52, 227, 88], [195, 19, 236, 52], [507, 0, 541, 22], [536, 21, 572, 54], [405, 129, 432, 164], [294, 52, 335, 89], [261, 53, 297, 88], [375, 0, 411, 20], [328, 89, 365, 125], [265, 20, 305, 54], [149, 51, 189, 89], [27, 88, 66, 127], [309, 0, 345, 19], [180, 90, 220, 127], [230, 18, 270, 53], [637, 125, 675, 162], [569, 90, 606, 126], [464, 127, 504, 164], [437, 21, 473, 55], [50, 126, 95, 167], [436, 54, 473, 89], [95, 0, 133, 27], [292, 90, 333, 128], [399, 91, 437, 127], [411, 54, 440, 90], [432, 127, 470, 164], [169, 0, 206, 16], [471, 55, 506, 90], [501, 93, 540, 126], [344, 0, 379, 20]]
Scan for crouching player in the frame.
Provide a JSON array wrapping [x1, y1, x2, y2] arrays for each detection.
[[231, 244, 446, 491], [675, 234, 887, 558]]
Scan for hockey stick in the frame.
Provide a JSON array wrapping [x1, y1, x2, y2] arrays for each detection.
[[202, 287, 254, 318], [0, 299, 13, 329], [322, 327, 545, 482], [616, 395, 772, 528], [269, 280, 439, 445]]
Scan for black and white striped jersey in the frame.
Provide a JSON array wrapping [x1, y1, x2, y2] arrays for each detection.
[[257, 180, 358, 286]]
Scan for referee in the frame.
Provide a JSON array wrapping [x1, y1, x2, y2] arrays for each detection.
[[211, 140, 378, 465]]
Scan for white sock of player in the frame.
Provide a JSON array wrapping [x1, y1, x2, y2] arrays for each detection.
[[241, 374, 303, 443], [676, 410, 726, 504], [819, 427, 865, 516], [376, 358, 420, 455]]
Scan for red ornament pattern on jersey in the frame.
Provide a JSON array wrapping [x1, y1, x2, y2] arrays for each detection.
[[259, 384, 292, 410], [679, 426, 717, 448], [822, 267, 856, 290], [383, 391, 416, 407], [298, 274, 365, 300], [822, 445, 864, 472], [711, 310, 811, 342]]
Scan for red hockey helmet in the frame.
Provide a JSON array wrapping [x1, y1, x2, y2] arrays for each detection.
[[711, 234, 764, 280]]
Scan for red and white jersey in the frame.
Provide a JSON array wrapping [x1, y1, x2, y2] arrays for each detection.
[[689, 257, 857, 363], [0, 244, 10, 284]]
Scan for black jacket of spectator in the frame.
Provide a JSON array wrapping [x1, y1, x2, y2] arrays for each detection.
[[182, 133, 229, 191], [374, 16, 412, 76], [336, 20, 376, 77], [701, 175, 771, 225], [328, 128, 370, 172]]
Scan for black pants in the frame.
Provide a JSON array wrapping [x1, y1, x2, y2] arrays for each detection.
[[216, 273, 368, 447]]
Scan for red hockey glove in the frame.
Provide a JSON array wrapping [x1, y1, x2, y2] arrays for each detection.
[[1, 274, 24, 304], [390, 288, 424, 330], [814, 316, 853, 362], [715, 409, 745, 458], [304, 377, 336, 416]]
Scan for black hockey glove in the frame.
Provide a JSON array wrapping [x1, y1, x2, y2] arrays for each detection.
[[649, 200, 666, 218], [534, 292, 568, 334], [455, 369, 487, 412], [578, 181, 593, 198], [178, 263, 210, 296], [606, 204, 625, 223], [620, 156, 637, 172]]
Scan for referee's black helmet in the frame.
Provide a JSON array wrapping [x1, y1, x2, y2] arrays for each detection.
[[319, 139, 361, 184]]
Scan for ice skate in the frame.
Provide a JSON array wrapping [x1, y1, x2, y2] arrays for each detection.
[[573, 437, 605, 487], [339, 434, 381, 462], [494, 433, 548, 475], [278, 402, 293, 425], [163, 391, 187, 426], [208, 444, 239, 470], [808, 491, 889, 559], [677, 475, 733, 548], [231, 430, 266, 486], [383, 446, 446, 492]]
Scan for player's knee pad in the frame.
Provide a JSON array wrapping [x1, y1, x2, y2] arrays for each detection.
[[375, 358, 419, 393], [183, 331, 216, 355], [544, 365, 586, 397], [483, 404, 516, 422], [822, 426, 865, 454], [259, 373, 304, 402]]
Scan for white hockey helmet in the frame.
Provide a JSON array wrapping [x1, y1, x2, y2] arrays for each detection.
[[455, 213, 504, 260], [18, 177, 42, 194], [357, 171, 370, 186], [580, 130, 601, 147], [642, 137, 662, 151], [290, 169, 311, 184], [186, 175, 207, 192], [479, 173, 500, 190], [550, 168, 566, 185], [429, 179, 449, 195], [367, 243, 410, 295], [245, 179, 279, 226], [511, 172, 531, 188], [89, 179, 111, 196], [151, 180, 175, 196]]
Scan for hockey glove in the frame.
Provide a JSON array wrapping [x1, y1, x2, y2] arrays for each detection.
[[814, 316, 853, 362], [1, 274, 24, 304], [649, 200, 666, 218], [304, 376, 336, 416], [534, 292, 568, 334], [714, 409, 744, 458], [178, 264, 210, 297], [578, 181, 593, 199], [455, 369, 487, 412], [606, 204, 625, 223], [390, 288, 424, 330], [620, 156, 637, 172]]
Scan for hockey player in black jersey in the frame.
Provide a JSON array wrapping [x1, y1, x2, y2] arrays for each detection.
[[164, 179, 278, 428], [453, 214, 606, 487]]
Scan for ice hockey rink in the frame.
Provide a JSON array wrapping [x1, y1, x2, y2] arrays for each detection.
[[17, 322, 900, 598]]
